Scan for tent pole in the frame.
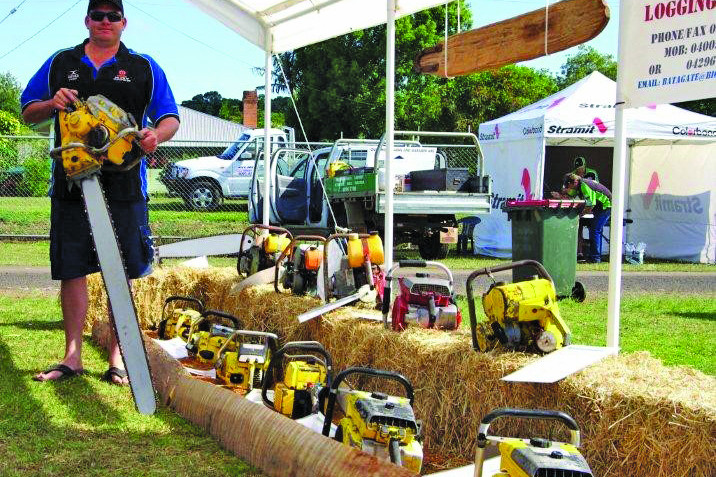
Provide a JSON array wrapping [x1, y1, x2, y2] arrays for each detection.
[[263, 30, 272, 227], [607, 0, 629, 350], [384, 0, 396, 271]]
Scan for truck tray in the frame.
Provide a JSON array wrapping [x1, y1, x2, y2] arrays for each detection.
[[410, 168, 475, 192]]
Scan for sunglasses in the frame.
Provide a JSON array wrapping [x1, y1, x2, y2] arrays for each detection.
[[88, 10, 123, 22]]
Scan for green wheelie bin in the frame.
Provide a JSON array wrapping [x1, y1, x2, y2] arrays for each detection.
[[504, 199, 586, 301]]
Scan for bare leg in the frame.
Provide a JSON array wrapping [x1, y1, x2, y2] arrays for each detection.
[[106, 280, 131, 385], [34, 277, 87, 381]]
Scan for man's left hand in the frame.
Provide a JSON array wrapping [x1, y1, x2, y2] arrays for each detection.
[[138, 128, 158, 153]]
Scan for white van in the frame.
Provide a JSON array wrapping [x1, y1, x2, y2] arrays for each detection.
[[160, 127, 295, 210]]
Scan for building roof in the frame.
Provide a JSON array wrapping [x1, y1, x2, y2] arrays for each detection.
[[167, 105, 249, 147]]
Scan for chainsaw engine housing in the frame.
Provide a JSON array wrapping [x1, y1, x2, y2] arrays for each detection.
[[497, 437, 593, 477], [392, 273, 461, 331], [481, 277, 571, 353]]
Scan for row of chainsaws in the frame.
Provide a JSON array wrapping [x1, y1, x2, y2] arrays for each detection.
[[156, 295, 592, 476], [233, 224, 572, 354]]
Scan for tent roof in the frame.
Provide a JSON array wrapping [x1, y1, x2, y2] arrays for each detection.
[[479, 72, 716, 144], [186, 0, 447, 53]]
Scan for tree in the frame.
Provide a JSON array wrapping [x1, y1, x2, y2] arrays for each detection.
[[276, 2, 472, 140], [181, 91, 224, 116], [0, 72, 21, 117], [219, 98, 242, 123], [556, 46, 617, 89]]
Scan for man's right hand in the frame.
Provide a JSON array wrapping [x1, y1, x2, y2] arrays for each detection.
[[52, 88, 79, 112]]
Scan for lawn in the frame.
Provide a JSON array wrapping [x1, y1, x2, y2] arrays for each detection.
[[0, 292, 262, 476], [0, 195, 250, 238], [1, 240, 714, 272], [458, 293, 716, 375]]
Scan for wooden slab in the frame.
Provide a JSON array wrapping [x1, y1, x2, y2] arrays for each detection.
[[415, 0, 610, 77]]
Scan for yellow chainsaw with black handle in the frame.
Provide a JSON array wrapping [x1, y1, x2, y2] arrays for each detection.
[[261, 341, 333, 419], [322, 367, 423, 474], [50, 95, 155, 414], [185, 310, 242, 365], [157, 295, 205, 341]]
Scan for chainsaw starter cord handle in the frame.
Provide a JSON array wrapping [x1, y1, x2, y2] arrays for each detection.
[[322, 366, 415, 437]]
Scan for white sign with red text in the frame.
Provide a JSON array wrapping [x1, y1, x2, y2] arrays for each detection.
[[619, 0, 716, 107]]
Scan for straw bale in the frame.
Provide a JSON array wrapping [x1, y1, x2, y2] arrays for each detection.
[[86, 268, 716, 477]]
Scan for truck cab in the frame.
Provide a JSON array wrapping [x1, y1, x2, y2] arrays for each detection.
[[160, 127, 295, 210], [249, 132, 491, 259]]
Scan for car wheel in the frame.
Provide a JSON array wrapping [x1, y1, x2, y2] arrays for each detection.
[[186, 181, 222, 211]]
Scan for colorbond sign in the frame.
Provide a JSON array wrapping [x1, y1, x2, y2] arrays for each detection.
[[619, 0, 716, 107]]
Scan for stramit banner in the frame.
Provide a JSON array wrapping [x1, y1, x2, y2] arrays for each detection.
[[619, 0, 716, 107]]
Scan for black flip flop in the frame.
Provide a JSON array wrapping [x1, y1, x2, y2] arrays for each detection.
[[33, 363, 84, 382], [102, 366, 128, 386]]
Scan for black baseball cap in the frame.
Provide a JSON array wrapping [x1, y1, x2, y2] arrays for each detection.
[[574, 156, 586, 168], [88, 0, 123, 14]]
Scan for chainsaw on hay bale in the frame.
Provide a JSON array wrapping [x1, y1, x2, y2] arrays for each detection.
[[466, 260, 572, 354], [381, 260, 462, 331]]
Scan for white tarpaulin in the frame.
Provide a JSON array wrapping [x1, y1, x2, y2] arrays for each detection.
[[629, 143, 716, 262], [186, 0, 448, 53], [618, 0, 716, 108], [476, 72, 716, 262]]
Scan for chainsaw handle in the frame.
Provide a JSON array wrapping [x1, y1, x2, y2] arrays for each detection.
[[322, 366, 414, 437], [476, 408, 581, 449], [240, 224, 292, 254], [466, 260, 552, 351], [261, 341, 333, 410], [200, 310, 242, 330], [161, 295, 204, 321]]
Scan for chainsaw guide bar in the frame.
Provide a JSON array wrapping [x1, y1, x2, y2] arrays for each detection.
[[414, 0, 610, 77], [82, 173, 155, 414]]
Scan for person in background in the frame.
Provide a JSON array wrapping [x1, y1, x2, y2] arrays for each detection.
[[21, 0, 180, 385], [561, 173, 612, 263], [572, 156, 599, 182]]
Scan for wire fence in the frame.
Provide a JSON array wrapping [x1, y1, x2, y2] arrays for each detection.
[[0, 135, 482, 240]]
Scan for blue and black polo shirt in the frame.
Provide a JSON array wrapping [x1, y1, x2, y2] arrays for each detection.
[[21, 39, 179, 201]]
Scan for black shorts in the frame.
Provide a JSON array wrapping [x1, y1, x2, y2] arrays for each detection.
[[50, 198, 154, 280]]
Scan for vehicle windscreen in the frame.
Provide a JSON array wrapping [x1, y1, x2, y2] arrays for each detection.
[[217, 133, 251, 159]]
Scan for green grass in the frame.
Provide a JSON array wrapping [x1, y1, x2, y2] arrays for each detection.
[[457, 294, 716, 375], [0, 195, 250, 238], [2, 240, 714, 272], [0, 293, 262, 476]]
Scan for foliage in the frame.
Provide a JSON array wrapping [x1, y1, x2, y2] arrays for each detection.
[[674, 98, 716, 117], [276, 2, 473, 140], [181, 91, 224, 116], [0, 71, 21, 117], [219, 98, 243, 123], [555, 45, 617, 89]]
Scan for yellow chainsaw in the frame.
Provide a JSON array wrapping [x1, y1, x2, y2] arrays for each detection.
[[49, 95, 154, 414], [322, 367, 423, 474], [474, 408, 593, 477], [185, 310, 242, 365], [157, 295, 205, 341], [261, 341, 333, 419], [466, 260, 571, 354]]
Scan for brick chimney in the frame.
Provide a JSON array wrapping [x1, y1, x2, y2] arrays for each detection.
[[242, 90, 258, 129]]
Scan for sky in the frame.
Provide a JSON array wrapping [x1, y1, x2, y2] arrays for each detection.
[[0, 0, 620, 104]]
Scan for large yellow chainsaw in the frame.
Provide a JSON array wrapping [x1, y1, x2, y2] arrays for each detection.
[[50, 95, 154, 414]]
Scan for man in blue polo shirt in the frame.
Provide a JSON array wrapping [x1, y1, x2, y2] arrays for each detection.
[[21, 0, 180, 384]]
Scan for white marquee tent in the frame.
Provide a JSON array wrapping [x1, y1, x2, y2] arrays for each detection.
[[476, 71, 716, 263]]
